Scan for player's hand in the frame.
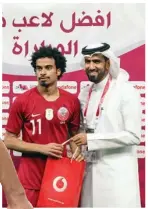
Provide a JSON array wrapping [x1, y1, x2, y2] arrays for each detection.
[[7, 197, 33, 209], [38, 143, 64, 158]]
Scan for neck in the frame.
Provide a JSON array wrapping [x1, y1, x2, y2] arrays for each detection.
[[37, 82, 58, 96]]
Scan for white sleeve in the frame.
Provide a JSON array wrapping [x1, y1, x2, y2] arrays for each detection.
[[87, 84, 142, 151]]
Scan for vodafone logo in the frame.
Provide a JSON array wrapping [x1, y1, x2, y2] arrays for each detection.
[[53, 176, 67, 192], [57, 81, 77, 94], [130, 81, 145, 94]]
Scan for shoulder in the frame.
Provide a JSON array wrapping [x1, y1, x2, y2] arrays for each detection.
[[122, 82, 140, 96], [120, 82, 141, 102], [13, 87, 37, 105], [59, 89, 80, 110], [78, 85, 91, 102], [59, 88, 78, 101]]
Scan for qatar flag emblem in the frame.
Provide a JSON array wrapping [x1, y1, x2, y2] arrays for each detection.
[[57, 107, 69, 122]]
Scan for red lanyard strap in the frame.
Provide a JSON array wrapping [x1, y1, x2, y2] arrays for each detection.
[[84, 75, 112, 117]]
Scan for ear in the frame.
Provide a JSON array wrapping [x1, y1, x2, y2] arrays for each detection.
[[57, 68, 61, 76], [106, 60, 110, 70]]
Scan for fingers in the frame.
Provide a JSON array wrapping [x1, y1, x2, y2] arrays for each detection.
[[71, 136, 78, 143], [52, 143, 64, 149], [75, 154, 85, 162], [48, 143, 64, 151], [76, 142, 81, 146], [43, 143, 64, 157], [73, 140, 81, 146], [52, 146, 63, 152], [70, 135, 82, 145], [48, 152, 63, 158], [50, 149, 63, 155], [62, 138, 72, 145]]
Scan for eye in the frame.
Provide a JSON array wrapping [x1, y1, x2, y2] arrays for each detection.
[[36, 66, 42, 71], [46, 65, 52, 70], [93, 60, 101, 64], [85, 60, 90, 64]]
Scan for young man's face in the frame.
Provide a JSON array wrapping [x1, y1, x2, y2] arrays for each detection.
[[35, 57, 61, 87], [84, 53, 110, 83]]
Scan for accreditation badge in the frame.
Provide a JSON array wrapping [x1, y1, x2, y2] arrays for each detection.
[[45, 108, 53, 120], [86, 128, 95, 133]]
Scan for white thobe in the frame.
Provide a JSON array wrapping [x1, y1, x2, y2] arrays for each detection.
[[79, 71, 141, 207]]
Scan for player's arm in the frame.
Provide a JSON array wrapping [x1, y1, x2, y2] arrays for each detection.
[[0, 140, 33, 209], [4, 131, 44, 153], [4, 131, 63, 158], [4, 97, 63, 158]]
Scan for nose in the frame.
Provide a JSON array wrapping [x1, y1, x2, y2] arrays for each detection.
[[89, 61, 95, 70], [40, 68, 46, 75]]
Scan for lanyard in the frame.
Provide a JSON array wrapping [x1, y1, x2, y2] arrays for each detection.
[[83, 75, 112, 120]]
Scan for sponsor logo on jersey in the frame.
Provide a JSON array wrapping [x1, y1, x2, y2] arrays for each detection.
[[31, 113, 41, 117]]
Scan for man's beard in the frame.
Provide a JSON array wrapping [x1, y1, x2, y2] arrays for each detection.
[[40, 80, 50, 87], [86, 70, 106, 83]]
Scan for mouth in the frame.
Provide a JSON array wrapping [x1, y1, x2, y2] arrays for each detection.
[[39, 78, 49, 81], [88, 71, 98, 76]]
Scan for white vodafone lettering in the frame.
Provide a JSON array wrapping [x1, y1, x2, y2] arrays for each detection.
[[53, 176, 67, 192]]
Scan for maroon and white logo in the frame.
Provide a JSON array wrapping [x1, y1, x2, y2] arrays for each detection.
[[57, 107, 69, 121]]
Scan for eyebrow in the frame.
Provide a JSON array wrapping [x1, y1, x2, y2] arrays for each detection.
[[36, 64, 53, 68], [84, 58, 101, 61]]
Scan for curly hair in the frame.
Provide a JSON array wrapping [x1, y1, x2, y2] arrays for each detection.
[[30, 46, 67, 80]]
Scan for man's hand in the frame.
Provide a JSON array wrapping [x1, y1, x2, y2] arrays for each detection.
[[37, 143, 63, 158], [69, 140, 84, 162], [70, 133, 87, 146], [75, 153, 85, 162]]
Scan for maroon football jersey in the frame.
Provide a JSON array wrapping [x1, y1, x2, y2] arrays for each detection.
[[6, 87, 80, 189]]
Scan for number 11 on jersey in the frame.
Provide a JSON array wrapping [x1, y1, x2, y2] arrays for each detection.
[[30, 119, 41, 135]]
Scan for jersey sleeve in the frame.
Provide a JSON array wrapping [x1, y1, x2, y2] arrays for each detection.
[[68, 97, 81, 134], [5, 97, 24, 135]]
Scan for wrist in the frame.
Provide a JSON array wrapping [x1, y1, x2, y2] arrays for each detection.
[[34, 144, 43, 153]]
